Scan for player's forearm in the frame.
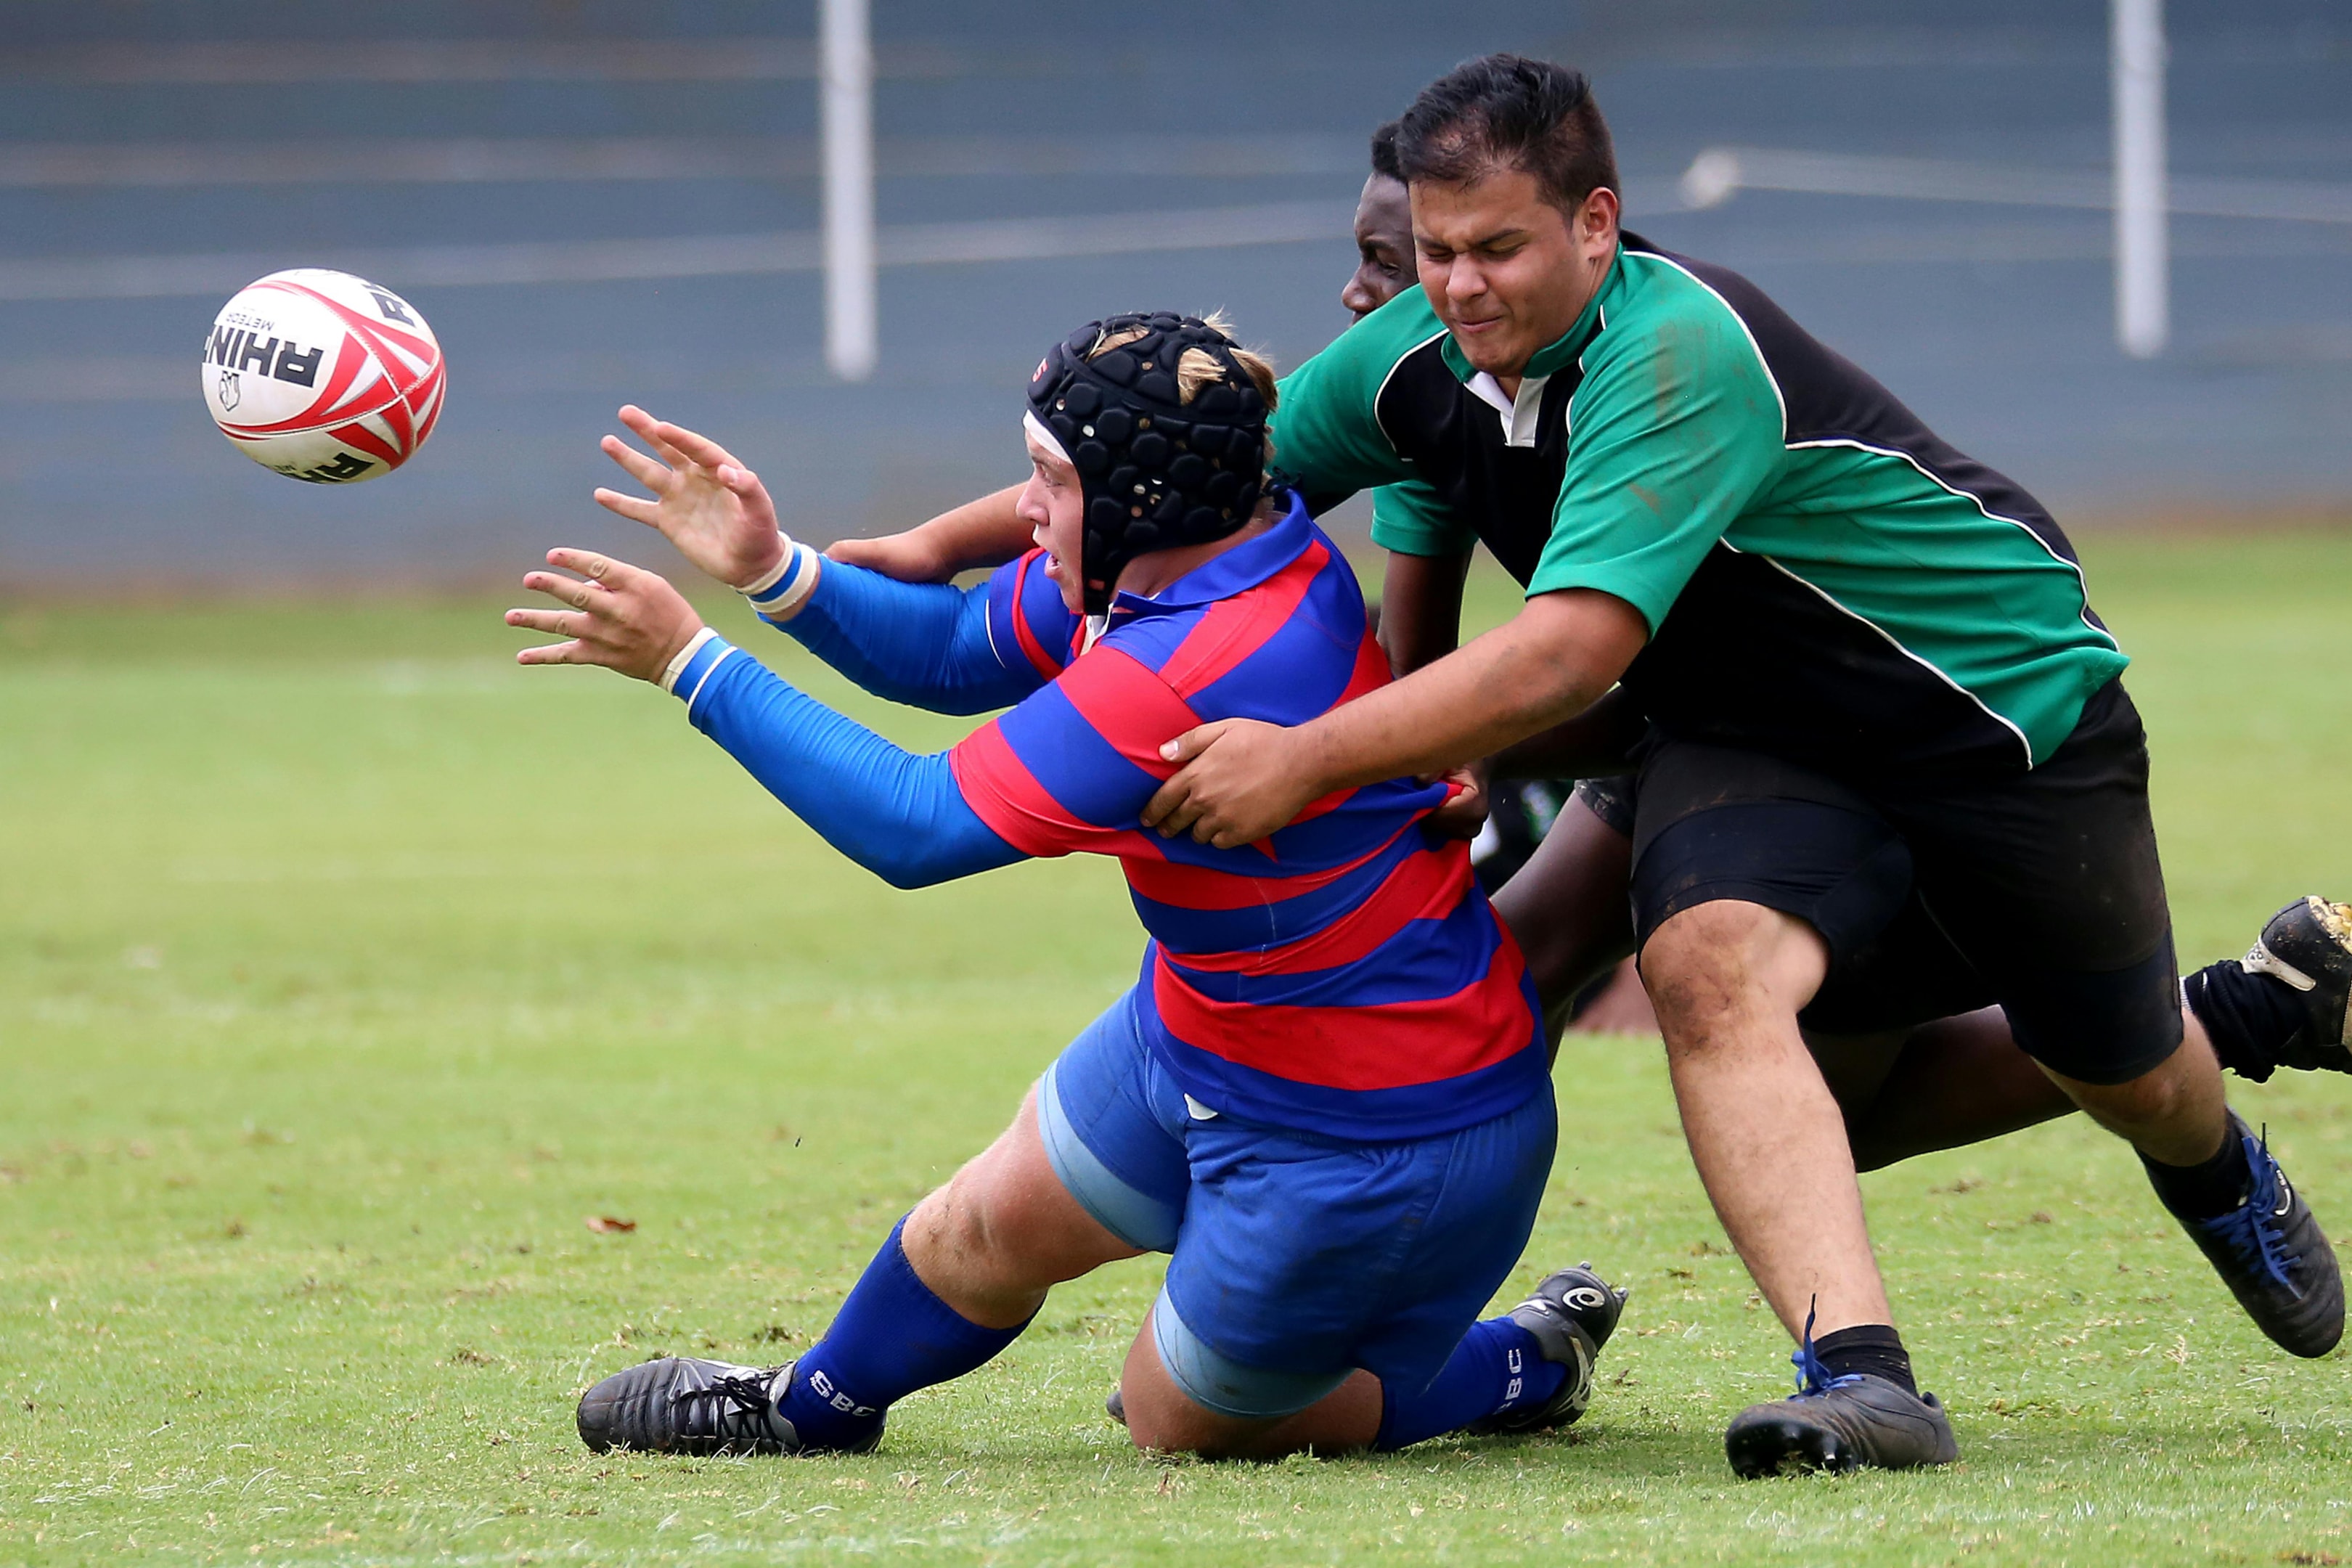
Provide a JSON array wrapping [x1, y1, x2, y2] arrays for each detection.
[[825, 485, 1030, 582], [1376, 550, 1471, 679], [1486, 685, 1647, 781], [672, 636, 1021, 889], [776, 560, 1028, 716], [1299, 590, 1645, 793]]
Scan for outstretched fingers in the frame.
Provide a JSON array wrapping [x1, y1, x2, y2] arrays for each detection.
[[590, 486, 661, 527], [508, 547, 698, 685], [513, 637, 591, 666], [617, 404, 694, 468], [502, 605, 580, 637], [599, 432, 671, 491], [643, 416, 744, 475], [544, 547, 641, 589]]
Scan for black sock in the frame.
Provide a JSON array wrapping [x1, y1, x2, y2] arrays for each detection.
[[2141, 1124, 2253, 1220], [2185, 963, 2308, 1082], [1812, 1324, 1915, 1395]]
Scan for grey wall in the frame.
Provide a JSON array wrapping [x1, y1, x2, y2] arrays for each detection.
[[1, 2, 2346, 587]]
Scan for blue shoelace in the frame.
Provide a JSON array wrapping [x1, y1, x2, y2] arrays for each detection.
[[2193, 1127, 2300, 1297], [1788, 1299, 1866, 1399]]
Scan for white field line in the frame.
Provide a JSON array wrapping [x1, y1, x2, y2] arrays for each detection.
[[0, 134, 1373, 187], [0, 38, 968, 82], [1681, 147, 2352, 225], [0, 200, 1357, 301]]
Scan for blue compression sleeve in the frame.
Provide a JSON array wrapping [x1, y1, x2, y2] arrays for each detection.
[[673, 635, 1024, 889], [770, 560, 1034, 716]]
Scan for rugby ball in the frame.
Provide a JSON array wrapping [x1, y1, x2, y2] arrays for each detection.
[[200, 269, 446, 483]]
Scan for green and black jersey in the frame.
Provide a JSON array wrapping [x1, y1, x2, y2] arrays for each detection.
[[1273, 234, 2129, 777]]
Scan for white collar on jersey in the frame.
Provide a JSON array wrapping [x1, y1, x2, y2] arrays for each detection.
[[1463, 370, 1551, 449]]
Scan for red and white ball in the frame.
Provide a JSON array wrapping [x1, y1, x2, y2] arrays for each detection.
[[200, 269, 446, 483]]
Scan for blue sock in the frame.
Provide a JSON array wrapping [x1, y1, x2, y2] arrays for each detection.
[[776, 1217, 1031, 1451], [1373, 1318, 1567, 1451]]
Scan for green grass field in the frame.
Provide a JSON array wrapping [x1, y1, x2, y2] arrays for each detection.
[[4, 531, 2351, 1567]]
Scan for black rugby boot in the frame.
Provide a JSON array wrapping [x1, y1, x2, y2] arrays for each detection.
[[2241, 897, 2352, 1072], [2171, 1114, 2344, 1357], [578, 1357, 856, 1456], [1724, 1325, 1957, 1477], [1469, 1262, 1630, 1434]]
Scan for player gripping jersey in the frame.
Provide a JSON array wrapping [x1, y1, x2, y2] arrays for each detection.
[[1136, 59, 2343, 1476], [515, 313, 1625, 1460]]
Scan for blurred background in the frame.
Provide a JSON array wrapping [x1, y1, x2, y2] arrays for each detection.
[[1, 0, 2346, 592]]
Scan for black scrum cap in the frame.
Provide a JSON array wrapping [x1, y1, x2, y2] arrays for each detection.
[[1026, 312, 1268, 614]]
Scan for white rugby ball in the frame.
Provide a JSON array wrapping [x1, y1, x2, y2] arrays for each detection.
[[200, 269, 446, 483]]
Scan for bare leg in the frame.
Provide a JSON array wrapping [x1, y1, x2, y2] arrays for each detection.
[[1119, 1342, 1386, 1460], [1643, 900, 1892, 1339], [1826, 1002, 2224, 1173], [898, 1089, 1144, 1328], [1489, 796, 1637, 1054], [900, 1093, 1402, 1460], [1816, 1009, 2079, 1172], [2044, 1009, 2231, 1165]]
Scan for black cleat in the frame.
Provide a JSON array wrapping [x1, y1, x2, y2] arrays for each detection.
[[1105, 1386, 1126, 1426], [1724, 1323, 1956, 1477], [578, 1356, 852, 1456], [1726, 1374, 1959, 1477], [2241, 897, 2352, 1073], [1468, 1262, 1629, 1434], [2172, 1114, 2344, 1358]]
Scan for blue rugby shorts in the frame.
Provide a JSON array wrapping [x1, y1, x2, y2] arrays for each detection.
[[1036, 988, 1557, 1420]]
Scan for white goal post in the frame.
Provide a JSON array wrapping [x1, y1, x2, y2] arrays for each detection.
[[2112, 0, 2168, 359], [820, 0, 877, 381]]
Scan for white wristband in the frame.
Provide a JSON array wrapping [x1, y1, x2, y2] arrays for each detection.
[[659, 626, 722, 695], [738, 532, 820, 620]]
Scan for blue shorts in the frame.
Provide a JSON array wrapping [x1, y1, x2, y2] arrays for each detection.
[[1037, 989, 1557, 1420]]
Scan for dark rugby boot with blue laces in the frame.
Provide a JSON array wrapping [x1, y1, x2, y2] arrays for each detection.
[[1724, 1326, 1958, 1477], [578, 1357, 874, 1456], [2171, 1114, 2343, 1358], [1469, 1262, 1630, 1434], [2241, 897, 2352, 1074]]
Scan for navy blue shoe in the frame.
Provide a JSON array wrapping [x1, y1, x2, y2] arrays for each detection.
[[2173, 1114, 2343, 1358], [1468, 1262, 1629, 1434], [1724, 1318, 1957, 1477]]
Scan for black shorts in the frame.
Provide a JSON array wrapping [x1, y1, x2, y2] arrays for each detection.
[[1572, 775, 1637, 838], [1626, 680, 2181, 1085]]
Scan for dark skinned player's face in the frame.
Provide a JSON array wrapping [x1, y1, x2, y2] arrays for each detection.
[[1342, 173, 1415, 321], [1413, 166, 1620, 381]]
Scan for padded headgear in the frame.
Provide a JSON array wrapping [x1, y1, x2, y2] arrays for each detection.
[[1026, 311, 1269, 614]]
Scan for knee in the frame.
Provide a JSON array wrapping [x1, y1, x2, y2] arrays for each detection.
[[908, 1152, 1022, 1271], [1640, 902, 1821, 1045], [2070, 1055, 2204, 1129]]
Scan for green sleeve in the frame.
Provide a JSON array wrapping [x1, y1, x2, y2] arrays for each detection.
[[1270, 289, 1440, 509], [1368, 478, 1476, 557], [1524, 293, 1784, 632]]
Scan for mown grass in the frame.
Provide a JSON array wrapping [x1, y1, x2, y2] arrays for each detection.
[[2, 531, 2350, 1566]]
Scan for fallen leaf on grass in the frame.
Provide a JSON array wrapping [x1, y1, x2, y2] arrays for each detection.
[[585, 1216, 637, 1234]]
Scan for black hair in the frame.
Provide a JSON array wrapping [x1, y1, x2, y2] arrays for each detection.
[[1368, 118, 1403, 184], [1394, 53, 1618, 213]]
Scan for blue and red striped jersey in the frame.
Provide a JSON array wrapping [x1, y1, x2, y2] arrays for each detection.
[[950, 494, 1547, 1140]]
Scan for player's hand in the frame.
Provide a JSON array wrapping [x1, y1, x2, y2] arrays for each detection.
[[824, 531, 954, 584], [1421, 761, 1491, 840], [594, 406, 787, 590], [1143, 719, 1323, 849], [507, 548, 703, 685]]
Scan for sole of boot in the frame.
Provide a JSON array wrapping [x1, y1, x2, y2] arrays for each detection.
[[1725, 1413, 1854, 1478]]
